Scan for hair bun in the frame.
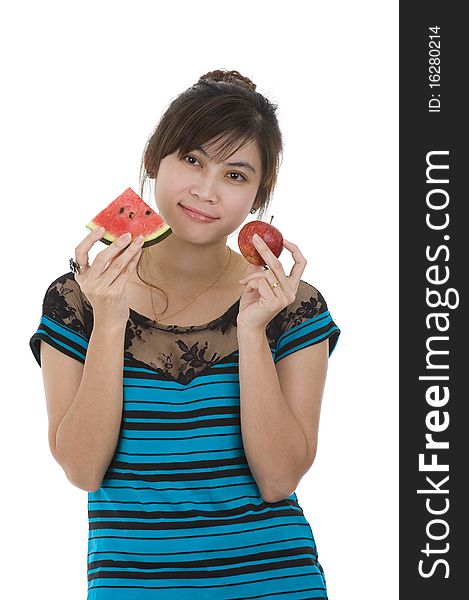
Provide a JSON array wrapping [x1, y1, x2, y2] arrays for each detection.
[[199, 69, 257, 92]]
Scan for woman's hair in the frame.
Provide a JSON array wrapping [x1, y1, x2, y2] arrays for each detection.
[[138, 69, 283, 222]]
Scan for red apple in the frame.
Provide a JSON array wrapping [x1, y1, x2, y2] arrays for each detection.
[[238, 220, 284, 266]]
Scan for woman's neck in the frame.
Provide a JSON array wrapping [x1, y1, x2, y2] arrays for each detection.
[[136, 234, 244, 289]]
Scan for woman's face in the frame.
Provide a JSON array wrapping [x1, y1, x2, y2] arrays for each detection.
[[153, 137, 262, 243]]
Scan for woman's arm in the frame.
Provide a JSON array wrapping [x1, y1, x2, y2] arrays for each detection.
[[237, 324, 328, 503], [54, 320, 128, 491]]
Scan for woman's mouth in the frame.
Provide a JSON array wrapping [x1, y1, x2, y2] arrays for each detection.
[[179, 204, 219, 223]]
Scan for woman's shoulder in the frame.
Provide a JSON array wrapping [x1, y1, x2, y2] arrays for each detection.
[[268, 278, 341, 358], [290, 278, 329, 315], [46, 270, 79, 288], [43, 270, 90, 306], [266, 278, 328, 340], [40, 271, 93, 336]]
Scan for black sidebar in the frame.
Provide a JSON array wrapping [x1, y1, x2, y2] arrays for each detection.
[[400, 3, 466, 598]]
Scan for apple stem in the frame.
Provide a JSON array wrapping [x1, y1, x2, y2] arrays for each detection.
[[269, 215, 274, 225]]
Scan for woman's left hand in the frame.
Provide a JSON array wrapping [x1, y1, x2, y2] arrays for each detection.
[[236, 234, 307, 331]]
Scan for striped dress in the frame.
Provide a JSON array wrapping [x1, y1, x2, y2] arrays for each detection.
[[29, 272, 340, 599]]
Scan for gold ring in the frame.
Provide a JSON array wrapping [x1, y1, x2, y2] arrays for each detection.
[[270, 280, 280, 289]]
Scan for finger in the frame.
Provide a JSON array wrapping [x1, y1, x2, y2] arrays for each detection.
[[240, 261, 288, 294], [252, 234, 290, 289], [92, 232, 139, 276], [256, 276, 279, 306], [243, 274, 278, 304], [100, 235, 145, 286], [107, 245, 143, 288], [240, 270, 296, 307], [282, 239, 307, 287], [75, 227, 106, 271], [239, 268, 278, 289]]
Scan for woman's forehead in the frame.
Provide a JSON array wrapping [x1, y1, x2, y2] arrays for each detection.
[[199, 136, 260, 162]]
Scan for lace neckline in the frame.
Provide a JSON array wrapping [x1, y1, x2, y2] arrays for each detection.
[[128, 295, 243, 333]]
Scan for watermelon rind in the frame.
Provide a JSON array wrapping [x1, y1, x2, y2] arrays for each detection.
[[86, 220, 172, 249]]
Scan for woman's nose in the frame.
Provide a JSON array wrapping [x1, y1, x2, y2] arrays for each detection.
[[190, 177, 218, 202]]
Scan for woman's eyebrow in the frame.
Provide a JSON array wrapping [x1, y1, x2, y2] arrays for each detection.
[[195, 146, 256, 174]]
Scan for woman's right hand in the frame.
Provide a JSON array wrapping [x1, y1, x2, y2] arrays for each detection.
[[73, 228, 145, 327]]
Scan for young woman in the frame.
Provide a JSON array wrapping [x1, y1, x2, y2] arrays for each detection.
[[30, 69, 340, 599]]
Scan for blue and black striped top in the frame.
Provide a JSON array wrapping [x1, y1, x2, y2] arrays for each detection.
[[30, 272, 340, 599]]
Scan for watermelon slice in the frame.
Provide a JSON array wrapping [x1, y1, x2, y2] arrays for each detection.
[[86, 187, 172, 248]]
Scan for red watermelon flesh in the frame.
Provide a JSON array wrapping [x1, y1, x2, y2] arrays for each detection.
[[86, 187, 172, 249]]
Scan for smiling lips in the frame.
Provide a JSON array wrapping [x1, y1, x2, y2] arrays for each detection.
[[179, 204, 219, 223]]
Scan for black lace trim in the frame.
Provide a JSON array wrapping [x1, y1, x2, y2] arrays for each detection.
[[40, 272, 331, 385], [283, 289, 326, 328], [42, 278, 89, 337]]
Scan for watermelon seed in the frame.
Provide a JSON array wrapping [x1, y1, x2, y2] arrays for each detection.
[[129, 211, 135, 219], [119, 207, 125, 214], [145, 210, 152, 215]]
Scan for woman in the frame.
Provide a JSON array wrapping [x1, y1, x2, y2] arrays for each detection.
[[30, 69, 340, 599]]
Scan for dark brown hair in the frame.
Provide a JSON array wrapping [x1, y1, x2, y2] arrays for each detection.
[[138, 69, 283, 222]]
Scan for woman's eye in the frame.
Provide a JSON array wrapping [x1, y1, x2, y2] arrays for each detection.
[[183, 154, 199, 165], [228, 172, 247, 182], [182, 155, 246, 182]]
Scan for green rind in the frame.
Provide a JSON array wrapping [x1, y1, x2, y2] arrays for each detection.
[[86, 221, 172, 248]]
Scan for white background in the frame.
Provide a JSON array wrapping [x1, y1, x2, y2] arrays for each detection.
[[1, 1, 398, 598]]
